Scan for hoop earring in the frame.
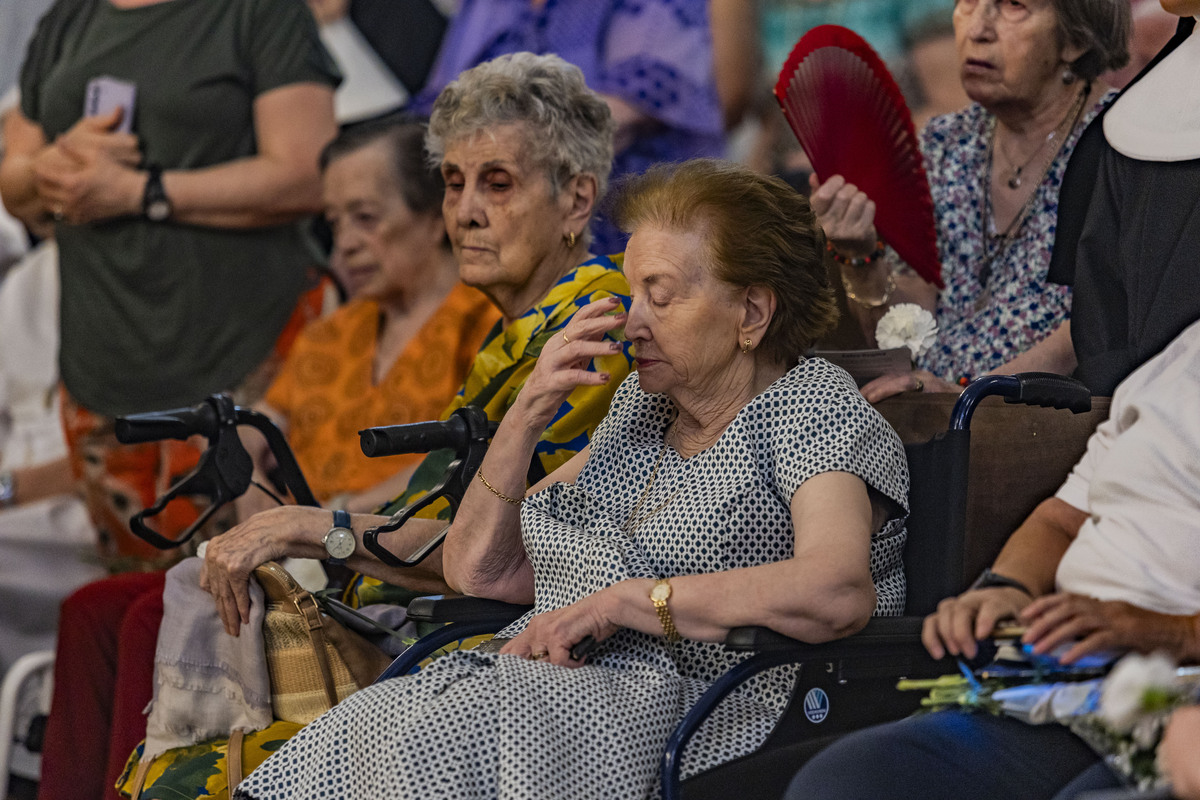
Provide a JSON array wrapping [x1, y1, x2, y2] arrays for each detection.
[[741, 338, 753, 354], [1061, 67, 1077, 85], [565, 231, 577, 249]]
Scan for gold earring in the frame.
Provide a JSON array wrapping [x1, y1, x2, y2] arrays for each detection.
[[742, 338, 752, 354], [565, 231, 577, 249]]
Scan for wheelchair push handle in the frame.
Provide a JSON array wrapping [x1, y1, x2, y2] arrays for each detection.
[[359, 409, 497, 458], [951, 373, 1091, 430], [115, 400, 219, 444], [360, 416, 470, 458]]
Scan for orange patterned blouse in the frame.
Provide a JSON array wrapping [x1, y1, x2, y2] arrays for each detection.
[[264, 283, 500, 501]]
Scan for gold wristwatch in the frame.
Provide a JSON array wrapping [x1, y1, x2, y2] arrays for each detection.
[[650, 579, 681, 643]]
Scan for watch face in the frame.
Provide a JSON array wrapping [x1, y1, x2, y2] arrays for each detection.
[[324, 527, 356, 560], [650, 582, 671, 602], [146, 199, 171, 222]]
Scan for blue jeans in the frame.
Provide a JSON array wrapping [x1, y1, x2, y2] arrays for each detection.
[[785, 711, 1121, 800]]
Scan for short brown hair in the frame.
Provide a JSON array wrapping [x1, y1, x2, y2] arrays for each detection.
[[1051, 0, 1131, 81], [613, 159, 838, 364]]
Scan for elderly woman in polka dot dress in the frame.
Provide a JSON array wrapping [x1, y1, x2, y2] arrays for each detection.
[[234, 159, 910, 800]]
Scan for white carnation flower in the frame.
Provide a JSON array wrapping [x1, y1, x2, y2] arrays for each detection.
[[874, 303, 938, 360], [1099, 653, 1179, 734]]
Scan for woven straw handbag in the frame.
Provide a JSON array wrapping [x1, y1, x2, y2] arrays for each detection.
[[254, 561, 392, 724]]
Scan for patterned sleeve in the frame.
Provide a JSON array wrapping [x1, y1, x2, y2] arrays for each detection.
[[772, 374, 909, 517], [245, 0, 342, 96]]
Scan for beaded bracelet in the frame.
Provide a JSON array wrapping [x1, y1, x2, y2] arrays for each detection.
[[826, 238, 886, 267]]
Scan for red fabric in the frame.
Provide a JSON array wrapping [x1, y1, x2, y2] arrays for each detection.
[[38, 572, 165, 800]]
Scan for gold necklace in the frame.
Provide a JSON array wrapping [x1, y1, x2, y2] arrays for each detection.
[[621, 428, 680, 536], [995, 86, 1088, 190], [977, 84, 1090, 308]]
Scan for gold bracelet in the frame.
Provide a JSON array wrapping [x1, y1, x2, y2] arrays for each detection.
[[477, 469, 523, 505], [650, 579, 681, 643], [841, 271, 896, 309]]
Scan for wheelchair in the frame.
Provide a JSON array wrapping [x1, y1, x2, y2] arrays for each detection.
[[118, 372, 1105, 799]]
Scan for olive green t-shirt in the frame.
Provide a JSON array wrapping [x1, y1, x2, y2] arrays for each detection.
[[20, 0, 340, 415]]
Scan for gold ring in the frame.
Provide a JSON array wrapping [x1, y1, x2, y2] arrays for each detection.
[[914, 378, 924, 392], [562, 332, 571, 345], [529, 651, 549, 661]]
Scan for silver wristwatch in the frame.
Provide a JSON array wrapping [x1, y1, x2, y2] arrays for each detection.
[[322, 508, 355, 565]]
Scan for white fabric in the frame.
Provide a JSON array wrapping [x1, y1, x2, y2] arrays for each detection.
[[144, 558, 272, 759], [318, 17, 407, 123], [1055, 318, 1200, 615], [0, 242, 63, 468], [0, 240, 103, 675], [1104, 25, 1200, 162]]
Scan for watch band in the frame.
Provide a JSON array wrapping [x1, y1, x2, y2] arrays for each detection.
[[651, 579, 681, 643], [142, 164, 172, 221], [970, 568, 1033, 598]]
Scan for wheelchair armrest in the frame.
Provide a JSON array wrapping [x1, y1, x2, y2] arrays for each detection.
[[406, 594, 532, 626], [725, 616, 927, 655]]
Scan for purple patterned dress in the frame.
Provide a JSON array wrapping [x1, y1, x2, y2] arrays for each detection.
[[914, 95, 1114, 382], [412, 0, 724, 255]]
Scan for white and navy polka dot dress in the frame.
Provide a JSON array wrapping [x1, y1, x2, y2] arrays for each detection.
[[236, 360, 908, 800]]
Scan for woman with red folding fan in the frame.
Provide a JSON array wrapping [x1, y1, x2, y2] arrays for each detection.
[[809, 0, 1129, 401]]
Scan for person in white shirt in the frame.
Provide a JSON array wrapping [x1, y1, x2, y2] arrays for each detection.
[[786, 315, 1200, 800]]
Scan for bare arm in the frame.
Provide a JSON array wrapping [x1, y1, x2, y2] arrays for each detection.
[[30, 83, 336, 228], [443, 297, 626, 601], [4, 457, 77, 506], [991, 321, 1077, 376], [201, 504, 453, 636], [0, 109, 54, 232], [922, 496, 1087, 659], [710, 0, 760, 130], [500, 471, 884, 666]]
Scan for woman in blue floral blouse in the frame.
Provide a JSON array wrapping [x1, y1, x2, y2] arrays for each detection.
[[810, 0, 1130, 401]]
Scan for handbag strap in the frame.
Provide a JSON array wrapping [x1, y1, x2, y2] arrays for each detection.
[[294, 592, 340, 708], [227, 728, 246, 791], [128, 758, 152, 799]]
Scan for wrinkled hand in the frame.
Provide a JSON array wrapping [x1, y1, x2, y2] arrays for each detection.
[[1019, 593, 1199, 665], [860, 369, 959, 404], [922, 587, 1033, 660], [200, 505, 319, 636], [516, 296, 626, 431], [500, 589, 619, 668], [1160, 706, 1200, 800], [808, 173, 878, 257], [34, 113, 143, 224]]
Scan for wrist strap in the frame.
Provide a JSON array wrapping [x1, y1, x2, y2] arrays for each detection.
[[971, 568, 1033, 598]]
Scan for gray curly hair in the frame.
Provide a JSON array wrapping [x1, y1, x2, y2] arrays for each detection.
[[427, 52, 615, 202]]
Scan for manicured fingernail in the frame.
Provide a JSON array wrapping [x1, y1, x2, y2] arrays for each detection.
[[599, 373, 611, 381], [610, 342, 621, 351]]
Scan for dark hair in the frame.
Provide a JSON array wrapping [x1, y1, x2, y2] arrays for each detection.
[[319, 116, 443, 216], [614, 159, 838, 364], [1051, 0, 1131, 81]]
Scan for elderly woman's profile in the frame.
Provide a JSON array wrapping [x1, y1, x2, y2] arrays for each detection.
[[231, 159, 909, 799]]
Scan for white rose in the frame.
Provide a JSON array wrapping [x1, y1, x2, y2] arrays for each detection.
[[875, 303, 938, 360], [1099, 652, 1179, 734]]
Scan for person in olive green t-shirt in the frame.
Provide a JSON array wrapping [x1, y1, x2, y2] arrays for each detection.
[[5, 0, 341, 416]]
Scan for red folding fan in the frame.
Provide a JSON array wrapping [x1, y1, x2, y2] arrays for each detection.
[[775, 25, 942, 288]]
